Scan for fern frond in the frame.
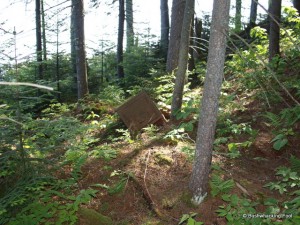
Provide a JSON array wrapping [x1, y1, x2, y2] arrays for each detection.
[[290, 155, 300, 174]]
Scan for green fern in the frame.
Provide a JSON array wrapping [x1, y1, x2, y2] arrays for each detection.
[[290, 155, 300, 174], [264, 112, 281, 128], [210, 174, 235, 197], [71, 155, 88, 181]]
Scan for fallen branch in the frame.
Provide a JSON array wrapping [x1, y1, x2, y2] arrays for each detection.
[[0, 82, 54, 91]]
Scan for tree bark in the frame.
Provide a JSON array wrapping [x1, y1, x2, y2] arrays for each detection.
[[126, 0, 134, 50], [117, 0, 125, 78], [72, 0, 89, 99], [166, 0, 186, 73], [188, 17, 195, 72], [70, 2, 77, 92], [35, 0, 43, 80], [293, 0, 300, 14], [249, 0, 258, 26], [41, 0, 47, 61], [189, 0, 231, 206], [160, 0, 169, 60], [235, 0, 242, 32], [170, 0, 194, 117], [193, 17, 202, 61], [269, 0, 282, 62]]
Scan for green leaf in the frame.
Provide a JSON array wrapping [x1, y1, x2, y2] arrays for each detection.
[[187, 217, 195, 225], [179, 214, 190, 224], [264, 198, 278, 206], [273, 138, 288, 150], [216, 209, 228, 217]]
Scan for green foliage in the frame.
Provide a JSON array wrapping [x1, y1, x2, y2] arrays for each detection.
[[227, 143, 242, 159], [154, 72, 175, 110], [209, 174, 235, 197], [216, 194, 259, 225], [264, 166, 300, 194], [6, 187, 98, 225], [112, 128, 135, 143], [180, 145, 195, 161], [262, 158, 300, 224], [265, 106, 300, 129], [163, 127, 189, 143], [89, 145, 118, 161], [98, 85, 125, 106], [178, 213, 203, 225], [271, 133, 289, 151], [290, 155, 300, 174]]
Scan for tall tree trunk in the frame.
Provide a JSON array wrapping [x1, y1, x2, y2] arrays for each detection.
[[171, 0, 194, 117], [269, 0, 282, 62], [166, 0, 186, 73], [293, 0, 300, 14], [235, 0, 242, 32], [72, 0, 89, 99], [35, 0, 43, 79], [117, 0, 125, 78], [126, 0, 134, 50], [41, 0, 47, 61], [193, 17, 202, 61], [188, 17, 195, 72], [249, 0, 258, 26], [189, 0, 231, 206], [160, 0, 169, 60], [70, 2, 77, 93]]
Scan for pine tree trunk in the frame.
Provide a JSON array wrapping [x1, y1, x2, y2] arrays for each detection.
[[170, 0, 194, 117], [126, 0, 134, 50], [166, 0, 186, 73], [189, 0, 231, 206], [117, 0, 125, 78], [269, 0, 282, 62], [160, 0, 169, 60], [35, 0, 43, 80], [193, 17, 202, 61], [188, 17, 195, 72], [70, 5, 76, 73], [235, 0, 242, 32], [72, 0, 89, 99], [41, 0, 47, 61], [249, 0, 258, 26]]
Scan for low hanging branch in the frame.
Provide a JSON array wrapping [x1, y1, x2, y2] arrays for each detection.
[[0, 82, 54, 91]]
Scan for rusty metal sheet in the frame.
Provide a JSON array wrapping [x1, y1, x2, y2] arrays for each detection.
[[116, 91, 164, 131]]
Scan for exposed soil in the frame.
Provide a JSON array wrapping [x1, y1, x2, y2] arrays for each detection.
[[75, 98, 300, 225]]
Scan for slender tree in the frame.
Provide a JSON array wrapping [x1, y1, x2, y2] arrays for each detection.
[[126, 0, 134, 50], [117, 0, 125, 78], [249, 0, 258, 26], [70, 1, 77, 90], [171, 0, 194, 117], [160, 0, 169, 60], [269, 0, 282, 62], [193, 17, 202, 61], [235, 0, 242, 32], [188, 17, 195, 72], [189, 0, 231, 205], [72, 0, 89, 99], [166, 0, 186, 72], [41, 0, 47, 61], [35, 0, 43, 79]]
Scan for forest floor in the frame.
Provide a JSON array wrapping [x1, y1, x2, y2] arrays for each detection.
[[69, 95, 300, 225]]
